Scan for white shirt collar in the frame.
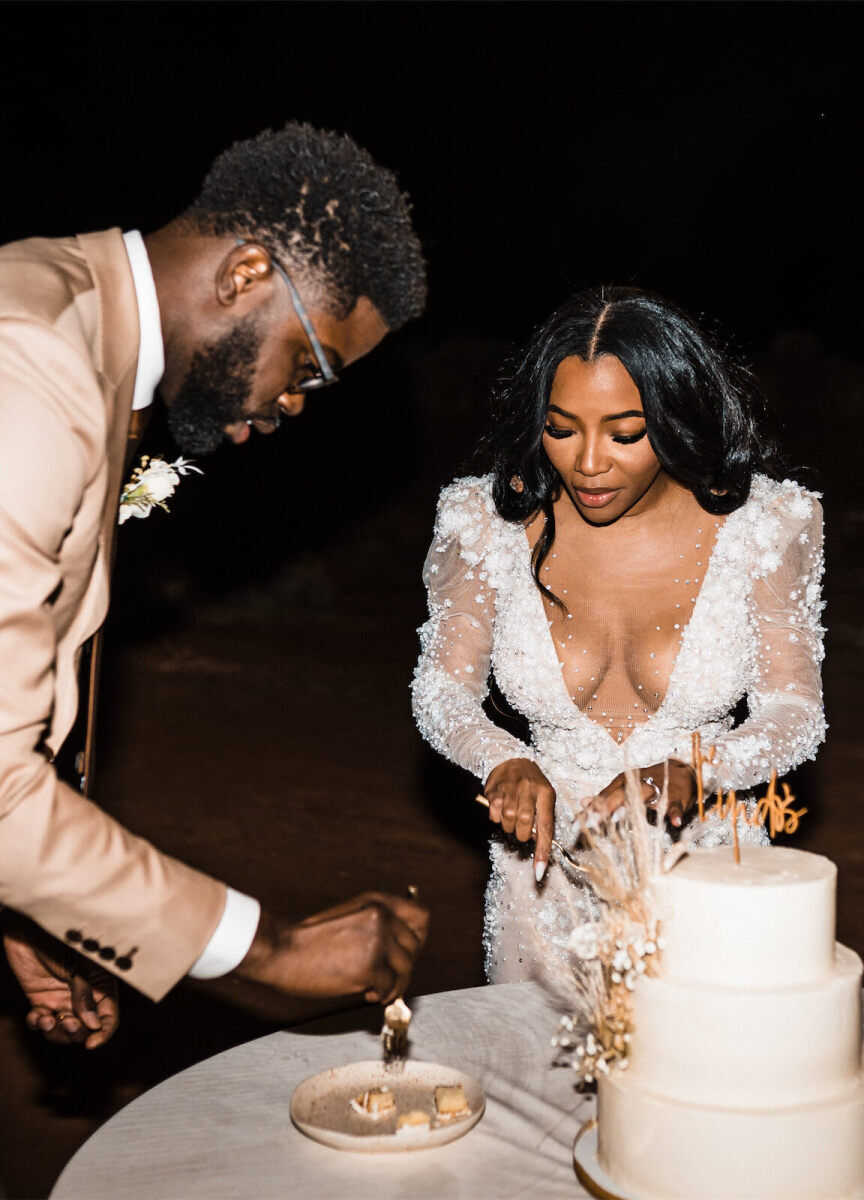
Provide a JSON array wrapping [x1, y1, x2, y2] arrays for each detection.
[[122, 230, 164, 411]]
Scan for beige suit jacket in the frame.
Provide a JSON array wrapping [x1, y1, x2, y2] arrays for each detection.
[[0, 229, 227, 1001]]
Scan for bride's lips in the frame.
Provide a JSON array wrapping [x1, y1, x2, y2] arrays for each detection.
[[573, 487, 621, 508]]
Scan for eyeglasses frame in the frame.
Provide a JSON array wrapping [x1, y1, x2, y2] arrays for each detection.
[[235, 237, 338, 392]]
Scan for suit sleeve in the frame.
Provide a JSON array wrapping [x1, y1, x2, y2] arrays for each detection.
[[0, 319, 228, 1001]]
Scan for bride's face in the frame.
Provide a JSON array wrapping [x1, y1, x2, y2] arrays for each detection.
[[542, 354, 662, 525]]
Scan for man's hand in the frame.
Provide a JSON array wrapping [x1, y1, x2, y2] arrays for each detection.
[[483, 758, 557, 881], [233, 892, 429, 1004], [589, 759, 697, 827], [3, 913, 119, 1049]]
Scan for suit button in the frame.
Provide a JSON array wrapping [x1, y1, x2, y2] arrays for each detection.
[[115, 956, 132, 971], [65, 930, 82, 944], [83, 938, 99, 953], [98, 946, 115, 962]]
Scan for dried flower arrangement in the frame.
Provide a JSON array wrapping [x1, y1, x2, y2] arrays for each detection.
[[548, 771, 687, 1087], [548, 748, 805, 1087]]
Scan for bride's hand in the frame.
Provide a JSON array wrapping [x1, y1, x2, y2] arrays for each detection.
[[590, 760, 697, 828], [482, 758, 556, 882]]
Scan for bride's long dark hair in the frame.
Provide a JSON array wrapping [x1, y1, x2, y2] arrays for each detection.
[[475, 287, 786, 605]]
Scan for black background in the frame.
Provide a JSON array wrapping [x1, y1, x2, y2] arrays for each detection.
[[2, 2, 860, 343], [2, 1, 860, 586]]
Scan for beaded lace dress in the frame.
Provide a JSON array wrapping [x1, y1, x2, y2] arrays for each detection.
[[411, 473, 825, 982]]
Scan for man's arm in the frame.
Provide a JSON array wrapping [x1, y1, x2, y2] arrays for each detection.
[[1, 320, 429, 1021], [0, 319, 229, 1000], [4, 891, 429, 1048]]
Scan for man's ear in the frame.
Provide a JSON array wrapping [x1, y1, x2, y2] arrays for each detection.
[[215, 242, 273, 307]]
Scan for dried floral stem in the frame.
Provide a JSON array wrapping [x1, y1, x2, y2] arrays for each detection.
[[545, 770, 684, 1087]]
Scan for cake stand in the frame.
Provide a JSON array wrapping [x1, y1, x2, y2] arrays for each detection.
[[573, 1119, 638, 1200]]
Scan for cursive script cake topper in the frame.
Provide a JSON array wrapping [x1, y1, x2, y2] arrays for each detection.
[[690, 732, 808, 863]]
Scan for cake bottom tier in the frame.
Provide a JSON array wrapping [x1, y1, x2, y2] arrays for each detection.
[[597, 1072, 864, 1199]]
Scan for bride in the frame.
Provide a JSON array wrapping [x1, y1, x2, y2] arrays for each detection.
[[412, 287, 825, 983]]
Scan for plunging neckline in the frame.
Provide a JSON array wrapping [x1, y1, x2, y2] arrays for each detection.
[[518, 502, 737, 749]]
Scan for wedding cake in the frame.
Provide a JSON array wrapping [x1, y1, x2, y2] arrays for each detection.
[[596, 845, 864, 1199]]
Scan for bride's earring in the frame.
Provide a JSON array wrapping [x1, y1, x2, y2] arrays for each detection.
[[510, 474, 525, 493]]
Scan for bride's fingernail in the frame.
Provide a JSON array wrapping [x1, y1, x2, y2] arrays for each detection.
[[534, 860, 547, 882]]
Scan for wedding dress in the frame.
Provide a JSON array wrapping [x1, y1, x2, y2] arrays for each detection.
[[412, 473, 825, 982]]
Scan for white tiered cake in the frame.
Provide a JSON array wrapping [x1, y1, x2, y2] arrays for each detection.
[[596, 845, 864, 1199]]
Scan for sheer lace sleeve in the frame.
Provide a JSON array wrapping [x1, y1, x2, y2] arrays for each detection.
[[411, 479, 535, 784], [705, 489, 826, 791]]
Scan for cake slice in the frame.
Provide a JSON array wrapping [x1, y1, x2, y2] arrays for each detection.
[[434, 1083, 470, 1121], [349, 1087, 395, 1120], [396, 1110, 432, 1136]]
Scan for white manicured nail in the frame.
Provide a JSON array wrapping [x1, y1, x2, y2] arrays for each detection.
[[535, 860, 547, 882]]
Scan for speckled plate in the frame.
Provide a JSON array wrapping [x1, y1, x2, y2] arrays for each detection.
[[290, 1059, 485, 1153]]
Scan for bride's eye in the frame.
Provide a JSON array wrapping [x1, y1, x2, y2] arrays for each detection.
[[612, 429, 648, 445], [544, 424, 572, 440]]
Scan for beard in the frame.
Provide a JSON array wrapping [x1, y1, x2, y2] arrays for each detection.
[[166, 316, 264, 456]]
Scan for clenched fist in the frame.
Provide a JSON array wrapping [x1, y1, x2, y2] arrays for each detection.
[[234, 891, 429, 1004]]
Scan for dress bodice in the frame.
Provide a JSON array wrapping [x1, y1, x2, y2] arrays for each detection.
[[522, 482, 725, 743], [412, 473, 825, 820]]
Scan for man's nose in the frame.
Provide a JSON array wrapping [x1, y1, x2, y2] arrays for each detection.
[[277, 392, 306, 418]]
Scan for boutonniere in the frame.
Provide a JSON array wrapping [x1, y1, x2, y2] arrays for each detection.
[[119, 455, 203, 524]]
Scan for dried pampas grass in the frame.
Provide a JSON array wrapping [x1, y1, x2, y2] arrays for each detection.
[[547, 769, 687, 1086]]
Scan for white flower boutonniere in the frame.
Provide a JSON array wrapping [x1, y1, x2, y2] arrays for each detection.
[[119, 455, 203, 524]]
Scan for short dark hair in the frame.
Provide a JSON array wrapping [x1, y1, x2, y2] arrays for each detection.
[[477, 286, 785, 605], [185, 123, 426, 330]]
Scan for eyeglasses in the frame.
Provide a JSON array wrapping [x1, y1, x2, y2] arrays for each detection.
[[235, 238, 338, 392]]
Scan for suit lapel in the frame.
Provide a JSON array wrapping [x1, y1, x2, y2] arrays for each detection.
[[77, 229, 141, 565], [74, 232, 141, 793]]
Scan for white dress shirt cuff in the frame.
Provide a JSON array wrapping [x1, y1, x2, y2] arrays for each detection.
[[187, 888, 261, 980]]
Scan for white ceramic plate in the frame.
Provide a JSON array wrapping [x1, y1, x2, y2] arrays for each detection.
[[290, 1059, 485, 1153]]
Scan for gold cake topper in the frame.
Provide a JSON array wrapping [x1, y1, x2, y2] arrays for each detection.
[[690, 732, 808, 863]]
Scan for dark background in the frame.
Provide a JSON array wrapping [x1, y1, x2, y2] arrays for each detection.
[[1, 3, 862, 1196], [3, 1, 860, 586]]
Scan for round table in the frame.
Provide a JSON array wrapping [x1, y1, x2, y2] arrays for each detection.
[[51, 982, 595, 1199]]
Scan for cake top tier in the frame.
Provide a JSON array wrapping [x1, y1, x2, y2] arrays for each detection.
[[670, 845, 835, 888], [658, 846, 837, 989]]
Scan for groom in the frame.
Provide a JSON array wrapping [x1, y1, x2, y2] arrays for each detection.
[[0, 123, 428, 1046]]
